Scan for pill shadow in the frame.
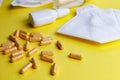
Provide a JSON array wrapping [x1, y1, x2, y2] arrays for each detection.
[[21, 18, 33, 28]]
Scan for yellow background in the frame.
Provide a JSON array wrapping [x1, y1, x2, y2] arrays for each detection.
[[0, 0, 120, 80]]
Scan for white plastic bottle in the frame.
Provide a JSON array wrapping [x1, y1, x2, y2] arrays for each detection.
[[29, 8, 70, 27]]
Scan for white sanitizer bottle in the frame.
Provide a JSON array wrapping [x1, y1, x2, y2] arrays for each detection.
[[29, 8, 70, 27]]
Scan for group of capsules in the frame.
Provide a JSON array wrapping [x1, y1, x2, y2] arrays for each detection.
[[0, 30, 82, 75]]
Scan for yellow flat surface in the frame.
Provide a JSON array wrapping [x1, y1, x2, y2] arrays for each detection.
[[0, 0, 120, 80]]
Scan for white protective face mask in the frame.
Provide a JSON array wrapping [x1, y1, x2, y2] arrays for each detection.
[[57, 5, 120, 43], [11, 0, 85, 8], [11, 0, 53, 7]]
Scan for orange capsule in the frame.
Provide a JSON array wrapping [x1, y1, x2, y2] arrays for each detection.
[[0, 46, 12, 52], [56, 40, 64, 50], [31, 57, 38, 69], [4, 47, 17, 55], [41, 50, 54, 57], [10, 53, 24, 63], [27, 47, 38, 57], [19, 32, 29, 40], [9, 35, 17, 42], [14, 30, 20, 37], [41, 55, 54, 63], [19, 62, 32, 74], [24, 41, 30, 51], [15, 39, 23, 50], [1, 42, 15, 48], [50, 63, 57, 75], [69, 53, 82, 60], [30, 32, 43, 38], [10, 50, 24, 57], [20, 30, 29, 35], [40, 39, 52, 46], [29, 37, 42, 42]]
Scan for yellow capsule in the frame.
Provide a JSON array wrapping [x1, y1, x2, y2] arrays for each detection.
[[20, 30, 29, 35], [9, 35, 17, 42], [69, 53, 82, 60], [41, 50, 54, 57], [9, 35, 22, 50], [15, 39, 23, 50], [40, 39, 52, 46], [19, 62, 32, 74], [0, 47, 6, 52], [30, 32, 43, 37], [4, 47, 17, 55], [42, 36, 53, 41], [24, 41, 30, 51], [0, 46, 12, 52], [29, 37, 42, 42], [10, 50, 24, 57], [19, 32, 29, 40], [10, 53, 24, 62], [31, 57, 38, 69], [27, 47, 38, 57], [50, 63, 57, 75], [56, 40, 64, 50], [41, 55, 54, 63], [1, 42, 15, 47], [14, 30, 20, 37]]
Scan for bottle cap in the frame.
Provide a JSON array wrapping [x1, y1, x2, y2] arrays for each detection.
[[56, 8, 70, 18]]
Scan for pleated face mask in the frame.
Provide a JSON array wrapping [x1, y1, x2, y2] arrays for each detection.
[[11, 0, 53, 7], [57, 5, 120, 43], [11, 0, 85, 8]]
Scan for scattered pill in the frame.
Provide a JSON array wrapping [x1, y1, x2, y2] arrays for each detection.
[[40, 39, 52, 46], [14, 30, 20, 37], [24, 41, 30, 51], [27, 47, 38, 57], [10, 53, 24, 63], [41, 50, 54, 57], [1, 42, 15, 47], [10, 50, 24, 57], [19, 62, 32, 74], [50, 63, 57, 75], [29, 37, 41, 42], [41, 55, 54, 63], [0, 47, 7, 52], [1, 29, 84, 76], [69, 53, 82, 60], [14, 39, 23, 50], [0, 46, 12, 52], [4, 47, 17, 55], [31, 57, 38, 69], [19, 32, 29, 40], [30, 32, 43, 37], [56, 40, 64, 50], [9, 35, 17, 42], [9, 35, 22, 50], [19, 30, 29, 35], [42, 36, 53, 41]]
